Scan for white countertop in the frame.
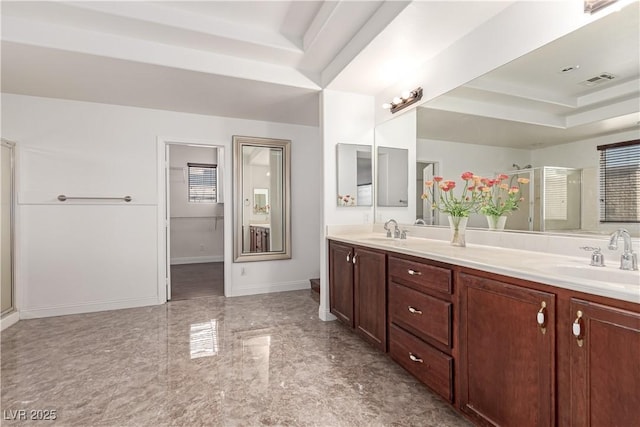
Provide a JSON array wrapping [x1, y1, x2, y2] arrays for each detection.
[[327, 228, 640, 305]]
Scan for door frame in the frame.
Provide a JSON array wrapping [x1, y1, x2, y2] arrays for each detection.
[[1, 138, 19, 330], [156, 137, 229, 302]]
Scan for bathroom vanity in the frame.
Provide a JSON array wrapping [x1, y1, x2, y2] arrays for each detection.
[[327, 232, 640, 427]]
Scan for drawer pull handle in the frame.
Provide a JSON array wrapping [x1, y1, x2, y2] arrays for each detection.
[[537, 301, 547, 335], [346, 252, 351, 262], [409, 353, 423, 363], [352, 254, 357, 264], [407, 269, 422, 276], [408, 306, 423, 315]]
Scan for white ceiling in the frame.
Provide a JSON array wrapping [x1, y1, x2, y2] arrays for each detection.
[[417, 0, 640, 149], [0, 0, 513, 127]]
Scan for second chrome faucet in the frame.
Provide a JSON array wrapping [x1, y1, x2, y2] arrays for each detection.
[[608, 228, 638, 271]]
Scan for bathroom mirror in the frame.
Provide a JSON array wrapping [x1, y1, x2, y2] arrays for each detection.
[[336, 143, 373, 206], [253, 188, 269, 214], [375, 2, 639, 235], [376, 146, 409, 207], [233, 136, 291, 262]]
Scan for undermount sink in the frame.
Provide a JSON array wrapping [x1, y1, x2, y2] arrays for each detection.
[[543, 264, 640, 286]]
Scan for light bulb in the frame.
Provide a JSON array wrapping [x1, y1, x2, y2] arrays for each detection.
[[392, 97, 402, 105], [382, 103, 392, 109], [401, 91, 411, 99]]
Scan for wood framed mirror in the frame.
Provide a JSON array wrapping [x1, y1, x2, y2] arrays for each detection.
[[233, 136, 291, 262]]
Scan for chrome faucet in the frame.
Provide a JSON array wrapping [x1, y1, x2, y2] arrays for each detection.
[[608, 229, 638, 271], [384, 219, 400, 238], [415, 219, 426, 225]]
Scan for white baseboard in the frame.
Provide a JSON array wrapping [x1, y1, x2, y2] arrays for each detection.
[[1, 311, 20, 331], [171, 256, 223, 265], [19, 297, 160, 319], [229, 279, 309, 297], [318, 306, 337, 322]]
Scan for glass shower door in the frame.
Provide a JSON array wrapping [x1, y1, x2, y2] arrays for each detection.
[[1, 139, 15, 316]]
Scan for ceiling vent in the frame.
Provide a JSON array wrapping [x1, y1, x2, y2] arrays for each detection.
[[580, 72, 616, 86]]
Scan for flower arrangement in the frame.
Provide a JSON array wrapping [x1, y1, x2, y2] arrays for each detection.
[[338, 194, 356, 206], [478, 174, 530, 217], [421, 172, 485, 217]]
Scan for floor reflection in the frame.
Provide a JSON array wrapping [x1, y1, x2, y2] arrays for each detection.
[[189, 319, 220, 359]]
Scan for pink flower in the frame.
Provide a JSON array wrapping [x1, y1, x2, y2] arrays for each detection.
[[497, 174, 509, 181], [461, 171, 474, 180], [508, 187, 519, 194], [425, 180, 434, 187], [517, 177, 530, 184], [433, 176, 443, 182], [499, 183, 509, 190]]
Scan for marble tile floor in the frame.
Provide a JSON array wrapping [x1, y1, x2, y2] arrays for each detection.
[[170, 262, 224, 300], [1, 290, 472, 427]]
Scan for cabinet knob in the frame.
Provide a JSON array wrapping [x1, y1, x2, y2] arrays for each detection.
[[573, 310, 584, 347], [346, 252, 351, 262], [352, 254, 357, 264], [408, 306, 423, 315], [409, 353, 423, 363], [407, 269, 422, 276]]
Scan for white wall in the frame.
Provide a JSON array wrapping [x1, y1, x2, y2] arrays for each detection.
[[2, 93, 321, 318], [375, 110, 417, 224], [320, 90, 375, 320], [169, 145, 223, 264], [417, 138, 531, 228]]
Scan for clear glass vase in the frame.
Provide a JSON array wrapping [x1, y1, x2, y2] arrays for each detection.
[[448, 216, 468, 247], [486, 215, 507, 231]]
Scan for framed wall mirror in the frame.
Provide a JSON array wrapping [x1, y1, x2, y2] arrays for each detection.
[[233, 136, 291, 262], [376, 146, 409, 207], [336, 143, 372, 206]]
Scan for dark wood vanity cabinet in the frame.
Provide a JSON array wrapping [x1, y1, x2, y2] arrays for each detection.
[[458, 272, 556, 427], [329, 241, 354, 326], [328, 239, 640, 426], [387, 255, 454, 402], [568, 299, 640, 426], [328, 240, 386, 351]]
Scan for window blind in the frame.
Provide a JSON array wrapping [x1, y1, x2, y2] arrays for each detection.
[[188, 163, 217, 203], [598, 140, 640, 222]]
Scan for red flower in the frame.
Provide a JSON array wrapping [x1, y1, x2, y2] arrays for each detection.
[[461, 171, 474, 180], [433, 176, 443, 182]]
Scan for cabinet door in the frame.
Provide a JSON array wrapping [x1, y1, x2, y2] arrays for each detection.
[[569, 299, 640, 426], [329, 241, 354, 327], [459, 273, 555, 427], [354, 247, 387, 350]]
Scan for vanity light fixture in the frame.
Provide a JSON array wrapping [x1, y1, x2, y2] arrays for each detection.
[[584, 0, 618, 14], [382, 87, 423, 114]]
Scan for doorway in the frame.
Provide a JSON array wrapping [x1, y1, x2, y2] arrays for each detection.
[[416, 161, 439, 225], [158, 139, 227, 302]]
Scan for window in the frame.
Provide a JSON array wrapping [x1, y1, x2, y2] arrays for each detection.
[[598, 140, 640, 222], [188, 163, 217, 203]]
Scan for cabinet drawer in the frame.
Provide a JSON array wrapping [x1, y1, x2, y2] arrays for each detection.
[[389, 324, 453, 402], [389, 282, 452, 348], [388, 256, 452, 295]]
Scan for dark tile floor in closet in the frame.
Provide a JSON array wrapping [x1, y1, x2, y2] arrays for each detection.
[[170, 262, 224, 300]]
